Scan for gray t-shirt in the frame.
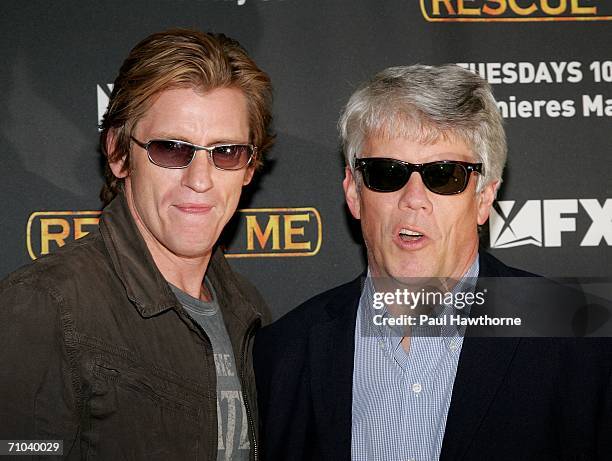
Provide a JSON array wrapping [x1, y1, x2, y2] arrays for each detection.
[[171, 281, 250, 461]]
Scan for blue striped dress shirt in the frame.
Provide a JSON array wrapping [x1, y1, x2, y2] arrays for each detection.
[[351, 258, 479, 461]]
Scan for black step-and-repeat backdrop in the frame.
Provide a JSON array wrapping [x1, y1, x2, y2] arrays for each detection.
[[2, 1, 611, 319]]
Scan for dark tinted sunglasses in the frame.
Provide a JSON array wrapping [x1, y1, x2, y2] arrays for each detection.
[[131, 137, 255, 170], [354, 157, 483, 195]]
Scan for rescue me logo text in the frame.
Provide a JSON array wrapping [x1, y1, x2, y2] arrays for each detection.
[[225, 207, 322, 258], [420, 0, 611, 22], [27, 208, 322, 260]]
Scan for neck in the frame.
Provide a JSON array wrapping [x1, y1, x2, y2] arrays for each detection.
[[149, 249, 212, 301], [452, 244, 479, 282]]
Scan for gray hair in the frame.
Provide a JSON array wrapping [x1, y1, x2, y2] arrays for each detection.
[[338, 64, 507, 191]]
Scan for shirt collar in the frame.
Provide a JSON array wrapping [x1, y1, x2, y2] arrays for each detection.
[[359, 257, 480, 348]]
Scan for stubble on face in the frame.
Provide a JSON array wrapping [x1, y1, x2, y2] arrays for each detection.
[[109, 87, 254, 286]]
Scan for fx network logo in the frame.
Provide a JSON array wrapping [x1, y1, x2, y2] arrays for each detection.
[[97, 84, 113, 129], [489, 199, 612, 248]]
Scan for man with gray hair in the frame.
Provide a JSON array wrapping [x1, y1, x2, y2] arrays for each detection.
[[254, 65, 612, 460]]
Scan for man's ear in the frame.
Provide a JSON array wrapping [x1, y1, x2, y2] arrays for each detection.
[[243, 166, 255, 186], [106, 129, 129, 179], [343, 167, 361, 220], [477, 180, 499, 225]]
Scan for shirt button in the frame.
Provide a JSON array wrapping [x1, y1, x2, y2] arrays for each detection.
[[378, 340, 385, 350], [449, 341, 458, 351], [412, 383, 422, 394]]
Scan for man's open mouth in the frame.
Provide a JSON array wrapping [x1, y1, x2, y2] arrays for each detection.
[[399, 228, 424, 242]]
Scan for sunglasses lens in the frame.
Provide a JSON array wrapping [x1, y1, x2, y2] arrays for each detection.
[[148, 140, 195, 168], [211, 145, 252, 170], [357, 158, 475, 195], [422, 162, 468, 195], [361, 159, 410, 192]]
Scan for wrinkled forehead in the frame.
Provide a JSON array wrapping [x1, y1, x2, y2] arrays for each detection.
[[361, 111, 477, 157]]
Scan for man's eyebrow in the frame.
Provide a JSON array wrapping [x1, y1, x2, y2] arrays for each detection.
[[146, 133, 191, 142], [208, 139, 251, 145], [416, 153, 476, 162], [145, 134, 249, 145]]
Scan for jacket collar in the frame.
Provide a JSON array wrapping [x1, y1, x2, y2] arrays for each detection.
[[99, 191, 261, 326], [309, 275, 363, 458], [99, 191, 177, 317]]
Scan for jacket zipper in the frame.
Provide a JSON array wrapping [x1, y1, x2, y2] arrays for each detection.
[[241, 319, 260, 461]]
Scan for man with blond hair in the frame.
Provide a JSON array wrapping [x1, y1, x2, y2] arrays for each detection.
[[1, 29, 272, 460]]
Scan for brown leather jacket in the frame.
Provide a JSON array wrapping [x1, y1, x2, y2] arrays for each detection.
[[0, 192, 268, 460]]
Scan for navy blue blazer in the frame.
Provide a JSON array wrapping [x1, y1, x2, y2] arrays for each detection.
[[254, 252, 612, 460]]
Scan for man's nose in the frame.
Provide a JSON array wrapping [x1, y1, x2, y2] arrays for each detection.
[[398, 171, 433, 212], [181, 151, 214, 193]]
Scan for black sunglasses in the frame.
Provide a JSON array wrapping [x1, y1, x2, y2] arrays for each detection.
[[131, 137, 255, 170], [354, 157, 483, 195]]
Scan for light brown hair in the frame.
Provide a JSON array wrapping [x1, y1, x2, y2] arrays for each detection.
[[99, 29, 274, 205]]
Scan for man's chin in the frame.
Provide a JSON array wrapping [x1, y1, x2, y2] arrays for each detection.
[[390, 273, 439, 286], [387, 261, 434, 280], [166, 241, 215, 260]]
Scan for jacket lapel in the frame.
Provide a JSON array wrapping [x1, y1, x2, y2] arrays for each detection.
[[309, 276, 363, 459], [440, 336, 520, 460], [440, 253, 521, 460]]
